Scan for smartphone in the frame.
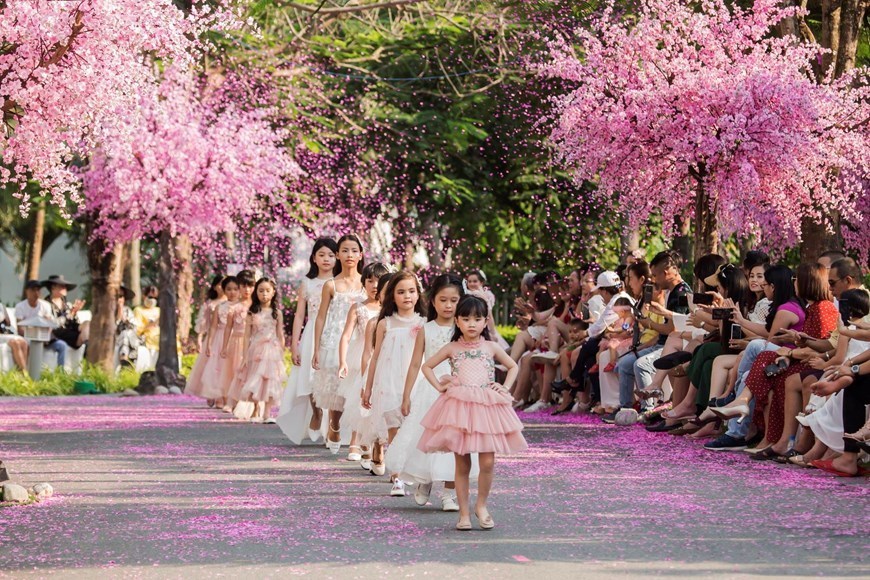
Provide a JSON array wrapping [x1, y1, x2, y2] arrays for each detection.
[[730, 325, 743, 341], [839, 297, 852, 325], [712, 308, 732, 320], [643, 283, 654, 304], [693, 293, 714, 306], [764, 358, 788, 377]]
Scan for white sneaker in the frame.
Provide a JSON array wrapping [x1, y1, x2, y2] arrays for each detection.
[[530, 351, 559, 364], [523, 400, 551, 413], [390, 479, 405, 497], [414, 483, 432, 506], [441, 495, 460, 512]]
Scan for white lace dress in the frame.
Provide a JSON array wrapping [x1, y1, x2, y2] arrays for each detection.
[[338, 301, 379, 432], [277, 277, 328, 444], [313, 285, 367, 411], [386, 321, 480, 484]]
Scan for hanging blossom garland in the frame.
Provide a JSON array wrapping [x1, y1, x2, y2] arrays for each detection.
[[81, 65, 302, 246], [0, 0, 244, 216], [542, 0, 870, 257]]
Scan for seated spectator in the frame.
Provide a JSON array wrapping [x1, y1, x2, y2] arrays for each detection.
[[116, 285, 140, 366], [134, 285, 161, 355], [0, 302, 28, 372], [43, 274, 90, 349], [15, 279, 67, 368]]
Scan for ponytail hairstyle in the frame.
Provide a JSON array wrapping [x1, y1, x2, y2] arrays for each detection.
[[307, 237, 338, 279], [207, 275, 225, 300], [377, 270, 425, 325], [334, 233, 365, 276], [249, 277, 280, 320], [426, 273, 465, 321], [451, 295, 491, 342]]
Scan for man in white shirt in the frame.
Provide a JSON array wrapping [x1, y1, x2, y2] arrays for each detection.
[[14, 280, 67, 367]]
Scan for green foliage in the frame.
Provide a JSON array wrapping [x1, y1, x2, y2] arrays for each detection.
[[181, 353, 197, 377], [0, 364, 140, 397], [497, 324, 519, 345]]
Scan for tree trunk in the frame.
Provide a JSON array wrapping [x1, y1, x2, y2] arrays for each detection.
[[174, 234, 194, 349], [85, 235, 123, 372], [620, 222, 640, 261], [125, 238, 142, 307], [799, 214, 843, 263], [693, 176, 719, 258], [820, 0, 842, 75], [156, 230, 181, 387], [25, 199, 46, 282], [672, 214, 692, 265], [833, 0, 867, 78]]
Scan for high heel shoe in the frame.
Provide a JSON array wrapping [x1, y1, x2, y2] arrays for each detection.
[[710, 403, 750, 424], [687, 407, 720, 428], [843, 418, 870, 442], [326, 425, 341, 455]]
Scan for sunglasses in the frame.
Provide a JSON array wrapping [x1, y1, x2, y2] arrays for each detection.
[[828, 278, 841, 286]]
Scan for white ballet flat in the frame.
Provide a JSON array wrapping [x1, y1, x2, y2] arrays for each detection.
[[360, 459, 372, 471], [370, 463, 386, 476]]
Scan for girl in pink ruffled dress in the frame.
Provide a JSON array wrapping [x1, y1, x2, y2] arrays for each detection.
[[220, 270, 256, 412], [238, 277, 287, 423], [417, 294, 526, 531]]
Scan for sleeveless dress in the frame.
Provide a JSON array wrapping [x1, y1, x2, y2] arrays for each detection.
[[238, 310, 287, 405], [339, 301, 380, 433], [277, 277, 329, 444], [312, 284, 368, 412], [386, 321, 480, 483], [358, 313, 425, 443], [417, 341, 528, 455], [186, 300, 233, 399], [220, 302, 249, 404]]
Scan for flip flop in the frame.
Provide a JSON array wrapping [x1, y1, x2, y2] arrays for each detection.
[[810, 459, 868, 477]]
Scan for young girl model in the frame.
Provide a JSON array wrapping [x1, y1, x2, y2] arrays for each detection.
[[311, 234, 367, 453], [386, 274, 477, 512], [237, 278, 287, 423], [186, 276, 239, 406], [220, 270, 256, 412], [337, 262, 391, 461], [196, 275, 226, 353], [277, 238, 338, 444], [417, 295, 527, 531], [362, 270, 426, 496], [344, 272, 394, 472]]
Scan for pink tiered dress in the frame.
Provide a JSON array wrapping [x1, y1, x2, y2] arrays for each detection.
[[417, 341, 528, 455], [238, 310, 287, 405], [221, 302, 249, 405], [184, 300, 224, 398], [198, 301, 234, 399]]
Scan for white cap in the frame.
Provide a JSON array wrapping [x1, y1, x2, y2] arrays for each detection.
[[593, 271, 621, 291]]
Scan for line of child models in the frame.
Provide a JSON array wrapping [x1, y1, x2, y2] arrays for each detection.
[[186, 235, 527, 531]]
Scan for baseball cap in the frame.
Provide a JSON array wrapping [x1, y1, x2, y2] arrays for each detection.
[[593, 271, 621, 291]]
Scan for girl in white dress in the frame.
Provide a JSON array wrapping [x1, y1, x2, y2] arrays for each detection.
[[276, 238, 337, 444], [362, 271, 426, 496], [311, 234, 367, 453], [387, 274, 479, 511], [337, 262, 391, 461]]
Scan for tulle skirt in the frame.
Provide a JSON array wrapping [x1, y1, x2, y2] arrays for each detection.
[[195, 327, 228, 400], [238, 338, 287, 405], [804, 392, 844, 452], [417, 385, 528, 456], [312, 344, 344, 411], [386, 378, 480, 484], [277, 325, 324, 444], [222, 333, 247, 404]]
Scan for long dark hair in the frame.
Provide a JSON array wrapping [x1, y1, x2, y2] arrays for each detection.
[[334, 234, 365, 276], [249, 277, 279, 320], [426, 274, 465, 321], [207, 275, 225, 300], [221, 276, 239, 291], [307, 238, 338, 279], [377, 270, 425, 325], [451, 295, 492, 342], [764, 265, 798, 330], [694, 254, 728, 292], [715, 264, 751, 315]]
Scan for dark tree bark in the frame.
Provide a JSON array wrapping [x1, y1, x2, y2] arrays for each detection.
[[156, 230, 181, 387], [693, 178, 719, 258], [85, 236, 123, 371]]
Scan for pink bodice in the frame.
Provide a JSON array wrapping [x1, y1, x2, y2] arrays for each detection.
[[450, 344, 495, 388]]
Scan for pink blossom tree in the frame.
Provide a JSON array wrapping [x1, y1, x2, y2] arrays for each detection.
[[544, 0, 870, 259], [82, 68, 302, 379], [0, 0, 239, 214]]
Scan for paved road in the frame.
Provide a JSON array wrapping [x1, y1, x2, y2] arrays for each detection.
[[0, 395, 868, 579]]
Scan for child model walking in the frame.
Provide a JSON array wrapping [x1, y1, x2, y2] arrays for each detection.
[[277, 238, 337, 444], [362, 271, 426, 496], [311, 234, 367, 453], [220, 270, 256, 412], [237, 278, 287, 423], [337, 262, 391, 461], [417, 295, 527, 531], [387, 274, 476, 512], [186, 276, 239, 407]]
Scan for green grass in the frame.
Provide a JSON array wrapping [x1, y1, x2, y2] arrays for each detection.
[[0, 364, 140, 397]]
